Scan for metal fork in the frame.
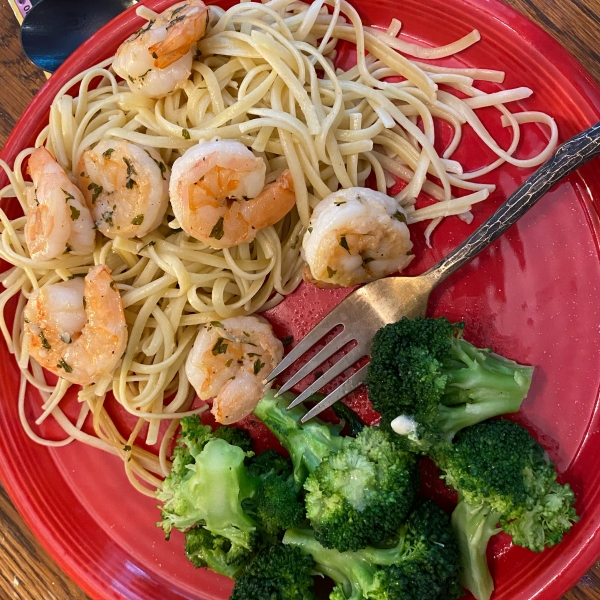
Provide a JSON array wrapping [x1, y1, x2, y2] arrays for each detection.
[[265, 122, 600, 422]]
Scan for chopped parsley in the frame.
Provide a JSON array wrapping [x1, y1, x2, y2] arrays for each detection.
[[144, 150, 167, 180], [166, 14, 186, 30], [308, 227, 313, 233], [212, 337, 228, 356], [392, 210, 407, 224], [253, 358, 266, 375], [225, 358, 233, 367], [109, 281, 117, 290], [140, 240, 156, 251], [70, 206, 80, 221], [182, 128, 191, 140], [102, 148, 115, 159], [339, 235, 350, 253], [209, 216, 225, 240], [87, 182, 103, 203], [62, 189, 75, 201], [327, 266, 337, 278], [39, 331, 51, 350], [123, 444, 132, 452], [131, 19, 155, 41], [57, 358, 73, 373], [123, 157, 137, 189], [170, 5, 186, 17], [131, 214, 145, 226], [210, 321, 224, 328], [101, 211, 114, 227], [334, 201, 346, 206], [65, 244, 72, 253], [83, 297, 87, 309]]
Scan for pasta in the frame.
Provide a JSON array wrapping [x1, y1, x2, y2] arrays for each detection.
[[0, 0, 556, 496]]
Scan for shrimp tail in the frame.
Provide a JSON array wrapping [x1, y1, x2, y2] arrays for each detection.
[[241, 169, 296, 230], [149, 6, 209, 69]]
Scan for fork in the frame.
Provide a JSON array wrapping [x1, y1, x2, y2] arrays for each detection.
[[265, 121, 600, 422]]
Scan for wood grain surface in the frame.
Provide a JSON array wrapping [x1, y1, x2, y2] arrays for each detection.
[[0, 0, 600, 598]]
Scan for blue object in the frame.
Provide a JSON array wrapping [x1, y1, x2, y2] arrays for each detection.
[[20, 0, 137, 73]]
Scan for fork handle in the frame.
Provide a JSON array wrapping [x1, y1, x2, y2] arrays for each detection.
[[425, 121, 600, 284]]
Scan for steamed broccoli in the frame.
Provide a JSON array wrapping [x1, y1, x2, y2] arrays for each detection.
[[432, 419, 578, 600], [253, 390, 349, 486], [230, 544, 317, 600], [304, 427, 419, 551], [365, 317, 534, 450], [157, 417, 262, 574], [284, 499, 463, 600], [247, 450, 306, 535], [184, 526, 251, 578]]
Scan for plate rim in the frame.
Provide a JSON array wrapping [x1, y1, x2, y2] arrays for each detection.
[[1, 0, 600, 598]]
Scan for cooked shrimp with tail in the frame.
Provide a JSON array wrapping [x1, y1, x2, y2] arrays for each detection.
[[79, 140, 170, 239], [170, 139, 296, 249], [113, 0, 209, 97], [186, 316, 283, 424], [24, 265, 128, 386], [25, 147, 95, 261], [302, 188, 414, 287]]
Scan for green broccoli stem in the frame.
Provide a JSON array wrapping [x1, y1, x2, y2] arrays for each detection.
[[443, 340, 533, 404], [451, 496, 501, 600], [283, 529, 378, 600], [190, 439, 258, 547], [436, 340, 534, 440], [437, 396, 523, 441], [253, 390, 347, 486]]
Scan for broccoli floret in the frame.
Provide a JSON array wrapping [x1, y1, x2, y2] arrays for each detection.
[[167, 416, 214, 490], [166, 416, 253, 490], [247, 450, 306, 535], [432, 419, 578, 600], [212, 424, 254, 453], [247, 449, 293, 479], [230, 545, 317, 600], [304, 427, 419, 551], [184, 527, 254, 578], [365, 317, 534, 450], [284, 499, 463, 600], [253, 390, 349, 486], [158, 436, 260, 559]]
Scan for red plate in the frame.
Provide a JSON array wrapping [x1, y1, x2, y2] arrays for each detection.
[[1, 0, 600, 598]]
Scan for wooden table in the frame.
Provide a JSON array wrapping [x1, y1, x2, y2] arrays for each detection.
[[0, 0, 600, 598]]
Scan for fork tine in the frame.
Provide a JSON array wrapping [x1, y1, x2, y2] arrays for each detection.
[[285, 344, 367, 409], [276, 330, 353, 398], [264, 310, 345, 384], [300, 364, 369, 423]]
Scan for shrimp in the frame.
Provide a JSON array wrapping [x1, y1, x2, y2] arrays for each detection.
[[78, 140, 170, 239], [302, 187, 414, 287], [112, 0, 209, 98], [24, 147, 95, 261], [186, 316, 283, 424], [170, 139, 296, 248], [24, 265, 128, 386]]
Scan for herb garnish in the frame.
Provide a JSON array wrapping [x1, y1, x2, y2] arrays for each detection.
[[209, 217, 225, 240], [212, 337, 228, 355]]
